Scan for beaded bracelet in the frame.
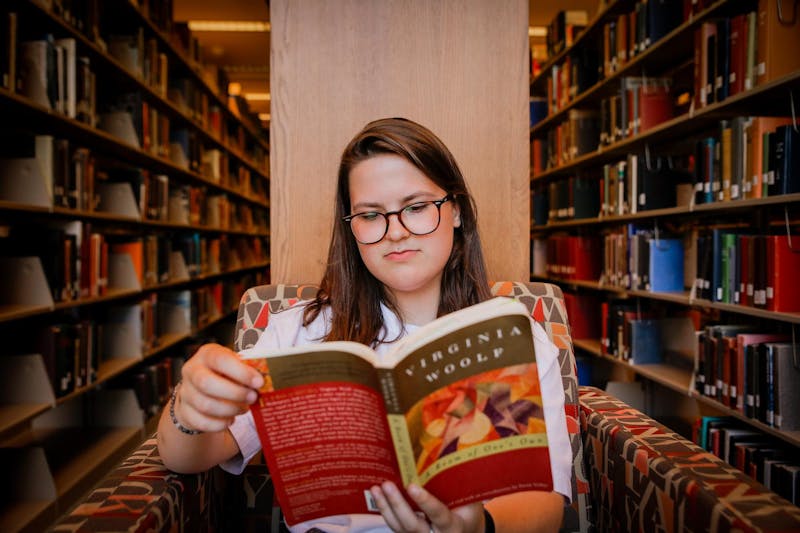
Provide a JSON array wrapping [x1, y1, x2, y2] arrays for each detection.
[[169, 381, 202, 435]]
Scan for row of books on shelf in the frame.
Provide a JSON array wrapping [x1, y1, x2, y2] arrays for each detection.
[[693, 4, 800, 112], [537, 1, 800, 122], [532, 115, 799, 221], [0, 134, 267, 224], [34, 0, 262, 138], [601, 227, 686, 293], [694, 327, 799, 428], [543, 9, 589, 59], [535, 73, 674, 158], [532, 235, 602, 282], [539, 1, 684, 117], [1, 9, 269, 169], [0, 221, 267, 304], [531, 228, 800, 311], [693, 117, 800, 203], [596, 297, 699, 365], [694, 416, 799, 505], [694, 230, 800, 312], [27, 280, 244, 399]]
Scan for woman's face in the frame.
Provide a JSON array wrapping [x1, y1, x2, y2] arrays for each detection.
[[347, 154, 460, 303]]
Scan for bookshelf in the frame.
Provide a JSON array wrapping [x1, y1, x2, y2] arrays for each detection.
[[531, 0, 800, 505], [0, 0, 269, 530]]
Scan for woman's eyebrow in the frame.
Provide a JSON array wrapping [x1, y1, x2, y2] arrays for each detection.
[[351, 192, 438, 211]]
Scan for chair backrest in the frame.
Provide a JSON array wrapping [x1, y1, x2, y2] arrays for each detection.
[[234, 281, 590, 532]]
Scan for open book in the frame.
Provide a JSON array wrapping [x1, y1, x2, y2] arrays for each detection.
[[240, 296, 553, 525]]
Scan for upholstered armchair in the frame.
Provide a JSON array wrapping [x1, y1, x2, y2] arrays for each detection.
[[232, 281, 592, 532]]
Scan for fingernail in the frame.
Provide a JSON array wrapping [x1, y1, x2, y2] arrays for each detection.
[[246, 390, 257, 403], [407, 483, 422, 496], [251, 375, 264, 388]]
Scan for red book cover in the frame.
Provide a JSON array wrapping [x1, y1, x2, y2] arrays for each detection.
[[532, 139, 543, 176], [99, 240, 108, 295], [693, 26, 704, 109], [765, 234, 800, 312], [638, 83, 673, 133], [563, 292, 600, 340], [722, 337, 737, 408], [728, 14, 747, 97], [601, 301, 610, 356], [242, 298, 554, 526], [80, 223, 92, 298], [89, 232, 101, 297], [571, 236, 601, 281]]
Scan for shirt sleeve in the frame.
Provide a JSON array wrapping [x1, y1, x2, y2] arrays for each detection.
[[531, 320, 573, 503]]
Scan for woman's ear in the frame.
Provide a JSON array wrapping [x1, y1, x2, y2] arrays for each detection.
[[452, 205, 461, 228]]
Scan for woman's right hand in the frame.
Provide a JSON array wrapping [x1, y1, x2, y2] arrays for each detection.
[[174, 343, 265, 433]]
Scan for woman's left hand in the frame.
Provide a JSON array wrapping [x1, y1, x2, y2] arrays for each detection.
[[369, 482, 484, 533]]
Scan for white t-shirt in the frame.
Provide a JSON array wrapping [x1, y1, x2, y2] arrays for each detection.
[[223, 302, 573, 532]]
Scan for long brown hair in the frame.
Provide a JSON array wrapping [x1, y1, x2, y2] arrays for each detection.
[[304, 117, 490, 346]]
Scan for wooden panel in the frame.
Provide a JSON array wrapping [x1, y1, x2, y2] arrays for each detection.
[[271, 0, 529, 283]]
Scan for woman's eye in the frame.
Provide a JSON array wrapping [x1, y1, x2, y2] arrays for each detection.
[[359, 212, 381, 222], [403, 202, 429, 214]]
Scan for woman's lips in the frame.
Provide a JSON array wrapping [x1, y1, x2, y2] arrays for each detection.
[[385, 249, 417, 261]]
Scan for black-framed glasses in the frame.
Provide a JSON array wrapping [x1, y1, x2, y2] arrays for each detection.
[[342, 195, 452, 244]]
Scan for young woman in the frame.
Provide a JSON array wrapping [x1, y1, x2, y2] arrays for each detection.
[[157, 118, 571, 533]]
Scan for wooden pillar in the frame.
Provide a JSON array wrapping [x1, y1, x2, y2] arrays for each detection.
[[270, 0, 529, 283]]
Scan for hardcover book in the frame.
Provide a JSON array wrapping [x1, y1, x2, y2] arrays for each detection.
[[240, 297, 554, 526]]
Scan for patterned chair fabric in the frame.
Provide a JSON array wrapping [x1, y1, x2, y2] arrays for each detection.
[[579, 387, 800, 533], [51, 282, 800, 532], [51, 439, 214, 533]]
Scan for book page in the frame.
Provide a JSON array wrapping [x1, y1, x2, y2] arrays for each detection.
[[379, 299, 554, 508], [244, 347, 404, 525]]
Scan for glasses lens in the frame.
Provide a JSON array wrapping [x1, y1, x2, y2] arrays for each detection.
[[399, 202, 440, 235], [350, 213, 387, 244]]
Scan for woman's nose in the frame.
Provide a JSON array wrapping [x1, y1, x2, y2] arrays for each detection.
[[384, 212, 410, 241]]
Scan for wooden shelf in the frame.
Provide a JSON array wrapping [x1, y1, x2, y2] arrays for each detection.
[[0, 404, 52, 436], [534, 275, 800, 324], [0, 263, 266, 324], [532, 193, 800, 231]]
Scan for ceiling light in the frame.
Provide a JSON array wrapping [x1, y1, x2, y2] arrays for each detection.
[[188, 21, 270, 32], [528, 26, 546, 37], [244, 93, 271, 101]]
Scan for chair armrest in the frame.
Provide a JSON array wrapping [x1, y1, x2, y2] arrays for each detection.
[[51, 437, 212, 533], [578, 386, 800, 532]]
